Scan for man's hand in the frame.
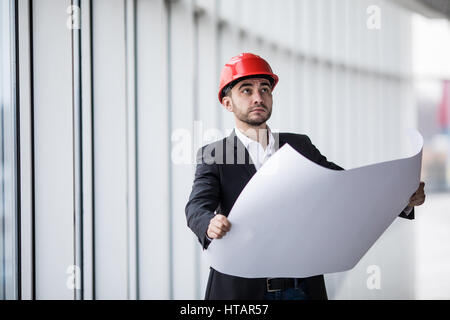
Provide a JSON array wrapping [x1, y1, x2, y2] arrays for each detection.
[[407, 181, 426, 208], [207, 214, 231, 239]]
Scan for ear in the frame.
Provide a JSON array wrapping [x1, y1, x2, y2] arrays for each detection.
[[221, 96, 233, 112]]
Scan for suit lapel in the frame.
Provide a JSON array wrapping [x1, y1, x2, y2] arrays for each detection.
[[225, 129, 255, 179]]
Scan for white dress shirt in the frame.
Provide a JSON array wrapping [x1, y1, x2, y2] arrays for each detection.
[[234, 125, 276, 171]]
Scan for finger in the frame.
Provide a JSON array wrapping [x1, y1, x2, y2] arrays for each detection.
[[411, 189, 425, 200], [414, 193, 424, 200], [219, 217, 231, 231], [211, 224, 227, 236], [207, 229, 220, 239], [216, 215, 231, 229], [213, 231, 223, 239], [417, 195, 426, 204], [413, 192, 425, 201], [213, 220, 229, 232], [410, 196, 425, 207], [215, 214, 227, 221], [413, 182, 425, 194], [212, 220, 229, 233], [211, 228, 223, 239], [208, 228, 222, 239], [418, 182, 425, 192], [210, 224, 224, 235], [409, 197, 418, 206]]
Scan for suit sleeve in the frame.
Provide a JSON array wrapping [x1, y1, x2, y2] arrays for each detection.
[[301, 135, 344, 171], [398, 207, 415, 220], [301, 135, 414, 220], [185, 147, 221, 250]]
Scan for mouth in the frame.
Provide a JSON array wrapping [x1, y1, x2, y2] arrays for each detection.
[[251, 108, 266, 113]]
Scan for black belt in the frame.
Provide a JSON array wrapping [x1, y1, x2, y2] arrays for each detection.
[[266, 278, 303, 292]]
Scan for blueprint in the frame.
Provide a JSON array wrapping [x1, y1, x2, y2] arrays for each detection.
[[204, 130, 423, 278]]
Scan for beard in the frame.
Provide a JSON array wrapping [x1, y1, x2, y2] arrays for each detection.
[[235, 103, 272, 126]]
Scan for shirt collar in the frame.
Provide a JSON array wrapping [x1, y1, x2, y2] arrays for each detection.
[[234, 125, 275, 150]]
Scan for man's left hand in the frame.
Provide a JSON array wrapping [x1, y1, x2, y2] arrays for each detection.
[[407, 181, 426, 208]]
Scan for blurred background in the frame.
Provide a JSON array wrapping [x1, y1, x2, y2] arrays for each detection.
[[0, 0, 449, 300]]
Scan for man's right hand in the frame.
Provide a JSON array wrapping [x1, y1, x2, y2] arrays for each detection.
[[207, 214, 231, 239]]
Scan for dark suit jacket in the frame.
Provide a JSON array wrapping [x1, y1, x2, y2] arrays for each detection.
[[185, 129, 414, 300]]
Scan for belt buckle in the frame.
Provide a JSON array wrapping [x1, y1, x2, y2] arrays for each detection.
[[266, 278, 281, 293]]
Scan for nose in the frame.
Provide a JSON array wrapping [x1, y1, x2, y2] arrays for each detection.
[[252, 90, 264, 105]]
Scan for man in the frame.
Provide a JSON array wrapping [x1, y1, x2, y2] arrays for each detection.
[[185, 53, 426, 300]]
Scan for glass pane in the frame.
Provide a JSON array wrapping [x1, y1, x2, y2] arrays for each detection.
[[0, 0, 18, 300]]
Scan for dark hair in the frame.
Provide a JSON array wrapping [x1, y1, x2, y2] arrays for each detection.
[[221, 74, 275, 99]]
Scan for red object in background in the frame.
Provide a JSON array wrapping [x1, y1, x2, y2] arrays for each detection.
[[438, 80, 450, 129]]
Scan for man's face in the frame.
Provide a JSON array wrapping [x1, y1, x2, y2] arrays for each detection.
[[222, 77, 273, 126]]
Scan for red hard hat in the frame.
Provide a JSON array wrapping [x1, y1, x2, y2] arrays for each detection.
[[218, 53, 279, 103]]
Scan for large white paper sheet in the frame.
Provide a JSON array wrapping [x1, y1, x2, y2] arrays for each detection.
[[204, 130, 423, 278]]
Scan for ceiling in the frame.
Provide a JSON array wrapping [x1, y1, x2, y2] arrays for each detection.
[[392, 0, 450, 19]]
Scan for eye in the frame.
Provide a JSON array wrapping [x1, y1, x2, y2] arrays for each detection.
[[242, 88, 251, 94]]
